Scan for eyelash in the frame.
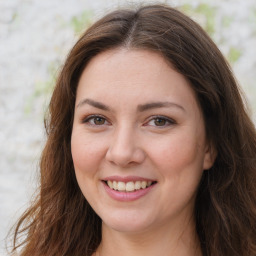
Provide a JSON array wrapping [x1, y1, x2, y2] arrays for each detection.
[[81, 115, 176, 127], [145, 115, 176, 127], [82, 115, 110, 126]]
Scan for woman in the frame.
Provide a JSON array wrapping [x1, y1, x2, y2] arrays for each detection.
[[11, 4, 256, 256]]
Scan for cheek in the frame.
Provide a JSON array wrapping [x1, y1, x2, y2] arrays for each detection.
[[150, 133, 205, 175], [71, 132, 107, 203], [71, 132, 107, 175]]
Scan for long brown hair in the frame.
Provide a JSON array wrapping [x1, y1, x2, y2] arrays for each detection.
[[11, 4, 256, 256]]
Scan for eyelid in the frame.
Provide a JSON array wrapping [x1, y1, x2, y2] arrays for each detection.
[[144, 115, 177, 127], [81, 114, 110, 126], [80, 114, 176, 127]]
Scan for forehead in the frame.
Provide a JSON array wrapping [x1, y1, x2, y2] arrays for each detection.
[[76, 48, 199, 112], [79, 48, 171, 85]]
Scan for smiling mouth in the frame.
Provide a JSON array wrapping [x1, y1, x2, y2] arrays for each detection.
[[104, 180, 157, 192]]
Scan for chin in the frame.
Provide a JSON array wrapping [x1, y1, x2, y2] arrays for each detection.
[[101, 210, 155, 234], [104, 221, 150, 234]]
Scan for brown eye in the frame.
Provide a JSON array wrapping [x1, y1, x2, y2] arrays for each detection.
[[93, 117, 105, 125], [146, 116, 176, 128], [83, 115, 109, 126], [154, 118, 167, 126]]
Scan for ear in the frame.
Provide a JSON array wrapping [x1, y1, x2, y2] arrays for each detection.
[[203, 144, 217, 170]]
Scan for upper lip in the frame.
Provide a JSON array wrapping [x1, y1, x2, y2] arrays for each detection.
[[103, 176, 156, 183]]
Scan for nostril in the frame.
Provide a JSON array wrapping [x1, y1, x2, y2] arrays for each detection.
[[106, 146, 146, 167]]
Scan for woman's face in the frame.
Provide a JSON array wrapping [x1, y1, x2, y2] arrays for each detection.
[[71, 49, 214, 233]]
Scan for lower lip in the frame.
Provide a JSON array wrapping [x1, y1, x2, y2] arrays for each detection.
[[102, 182, 156, 202]]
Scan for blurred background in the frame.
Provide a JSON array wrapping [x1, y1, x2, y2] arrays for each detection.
[[0, 0, 255, 255]]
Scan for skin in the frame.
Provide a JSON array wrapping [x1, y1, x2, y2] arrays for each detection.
[[71, 48, 215, 256]]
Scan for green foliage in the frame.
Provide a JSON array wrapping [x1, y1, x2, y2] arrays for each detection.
[[180, 3, 216, 36], [25, 62, 58, 114], [250, 7, 256, 22], [227, 47, 242, 64], [180, 3, 193, 14], [70, 10, 93, 35], [249, 7, 256, 34], [222, 16, 233, 28], [26, 10, 93, 115], [179, 3, 243, 65], [35, 63, 57, 96], [196, 4, 216, 35]]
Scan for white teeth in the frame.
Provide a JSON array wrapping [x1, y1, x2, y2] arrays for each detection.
[[113, 181, 118, 190], [106, 180, 154, 192], [141, 181, 147, 189], [134, 181, 141, 190], [126, 181, 135, 192], [107, 180, 113, 189], [117, 181, 126, 191]]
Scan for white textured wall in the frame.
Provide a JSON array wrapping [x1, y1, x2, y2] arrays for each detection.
[[0, 0, 255, 255]]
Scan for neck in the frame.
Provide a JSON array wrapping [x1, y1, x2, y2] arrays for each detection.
[[96, 217, 202, 256]]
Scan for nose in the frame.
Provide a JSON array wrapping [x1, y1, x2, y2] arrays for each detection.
[[105, 126, 146, 167]]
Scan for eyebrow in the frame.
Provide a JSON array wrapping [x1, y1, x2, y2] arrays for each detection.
[[137, 101, 185, 112], [76, 99, 110, 111], [76, 98, 185, 112]]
